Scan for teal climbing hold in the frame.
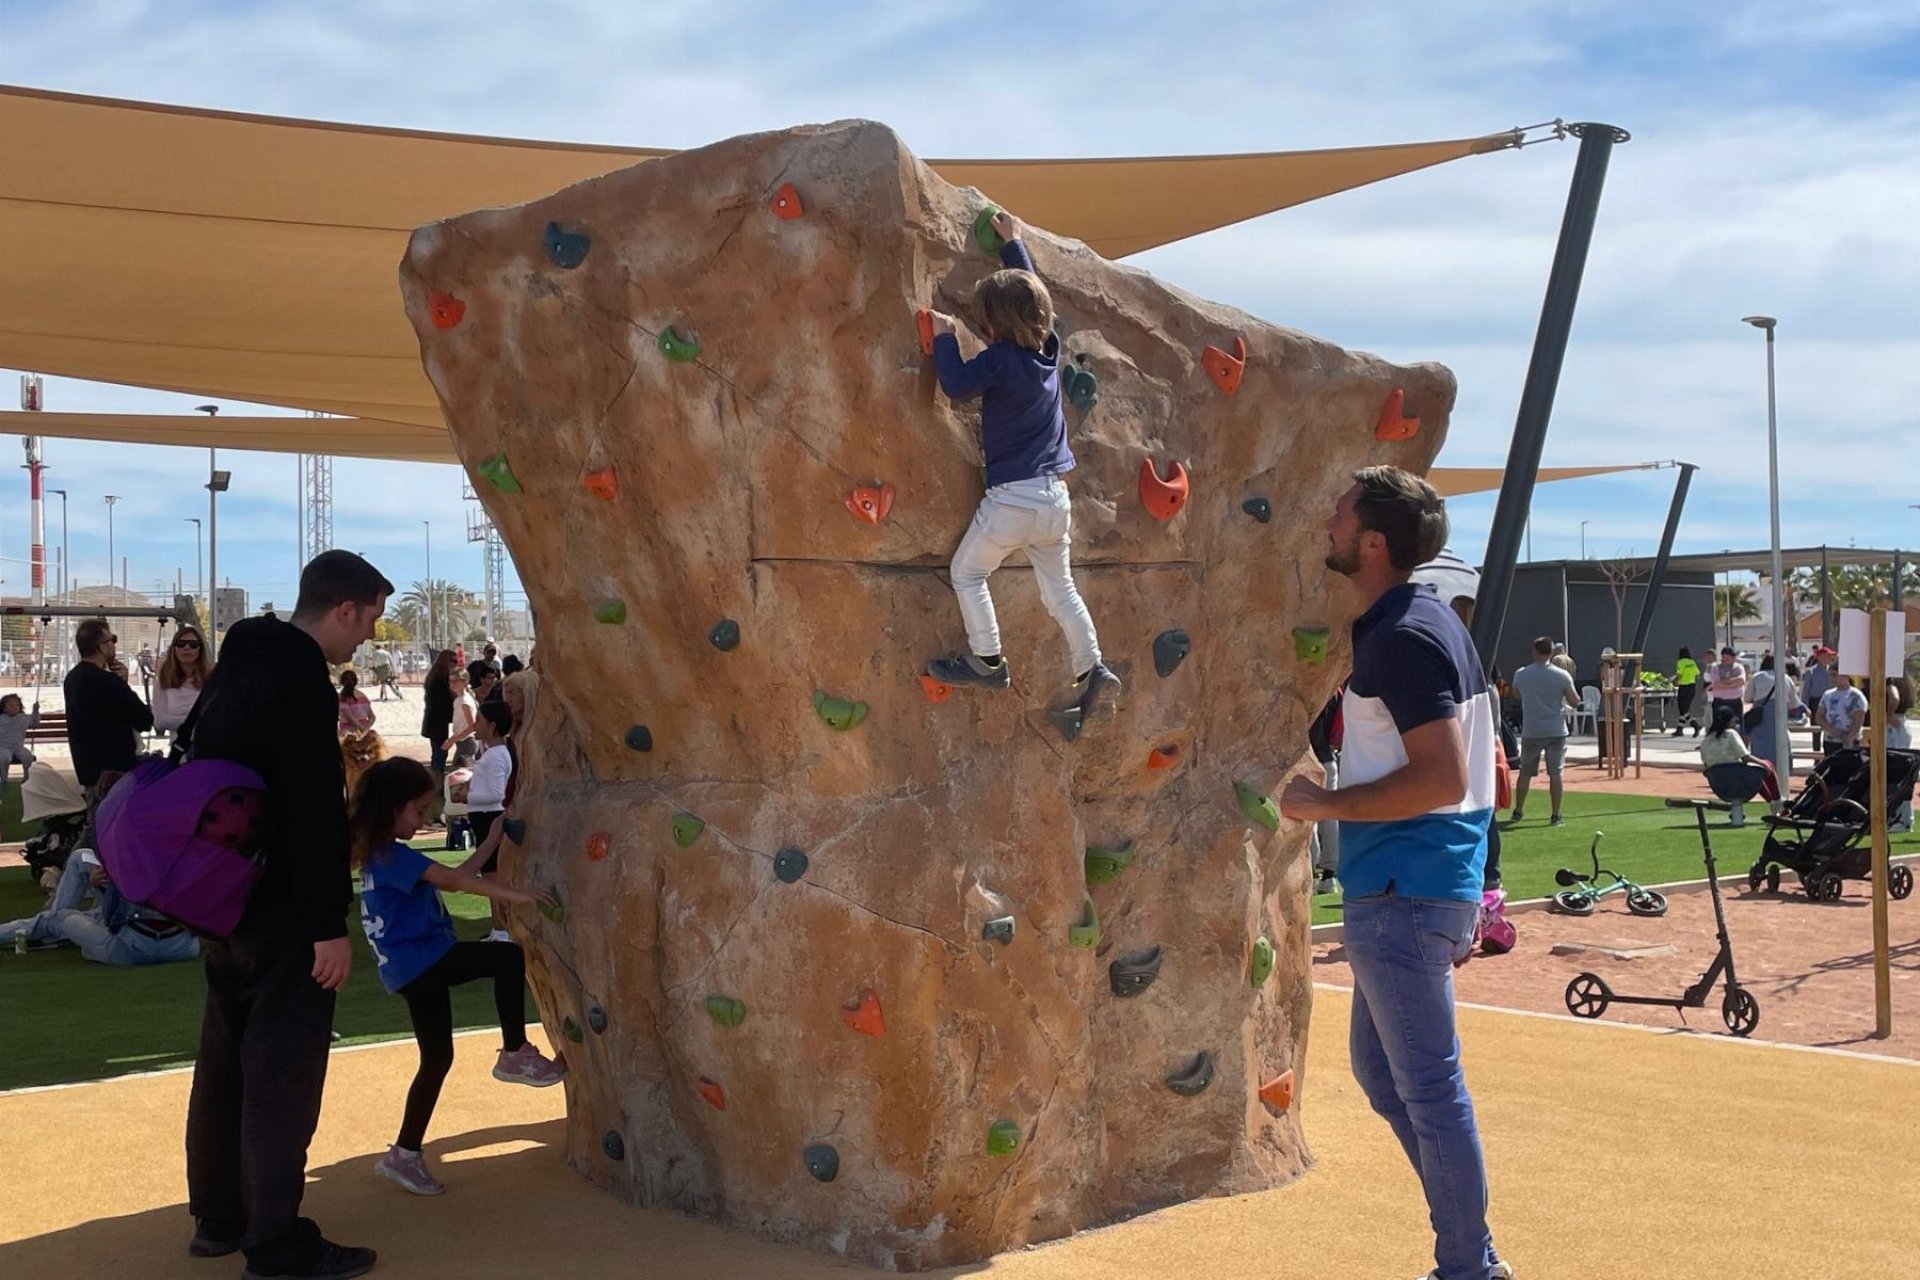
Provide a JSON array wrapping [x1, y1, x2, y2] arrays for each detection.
[[1166, 1051, 1216, 1097], [1109, 945, 1162, 998], [709, 619, 740, 651], [563, 1016, 584, 1044], [773, 848, 808, 883], [1235, 780, 1280, 832], [986, 1119, 1021, 1157], [538, 898, 566, 924], [595, 599, 627, 625], [658, 326, 702, 362], [624, 724, 653, 752], [544, 221, 590, 269], [803, 1143, 839, 1183], [812, 690, 868, 731], [477, 452, 521, 495], [974, 204, 1005, 255], [602, 1130, 625, 1161], [1084, 840, 1136, 886], [1068, 900, 1100, 949], [1153, 629, 1191, 678], [1250, 936, 1275, 988], [1293, 626, 1331, 665], [1242, 497, 1272, 523], [705, 996, 746, 1028], [588, 1006, 608, 1034], [982, 915, 1016, 944], [503, 818, 527, 844], [1046, 704, 1084, 743], [1063, 360, 1098, 410], [672, 814, 705, 848]]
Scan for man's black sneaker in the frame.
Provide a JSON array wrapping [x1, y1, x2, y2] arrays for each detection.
[[1073, 663, 1122, 719], [928, 652, 1011, 690], [241, 1241, 377, 1280], [188, 1221, 243, 1258]]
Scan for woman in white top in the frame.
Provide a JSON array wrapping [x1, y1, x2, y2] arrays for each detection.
[[442, 666, 479, 766], [151, 625, 214, 734], [1699, 703, 1780, 824], [464, 701, 516, 940]]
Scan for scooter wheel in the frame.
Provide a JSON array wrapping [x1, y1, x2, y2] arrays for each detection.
[[1626, 888, 1669, 917], [1553, 890, 1596, 917], [1565, 973, 1610, 1019], [1722, 987, 1760, 1037], [1890, 864, 1914, 902], [1816, 872, 1845, 903], [1766, 866, 1782, 895]]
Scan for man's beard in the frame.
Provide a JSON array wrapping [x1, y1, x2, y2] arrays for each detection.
[[1324, 538, 1361, 576]]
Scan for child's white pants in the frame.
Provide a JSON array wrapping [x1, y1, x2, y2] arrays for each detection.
[[949, 476, 1101, 677]]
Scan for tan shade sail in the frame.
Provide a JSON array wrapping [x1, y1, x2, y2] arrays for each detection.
[[1428, 465, 1659, 496], [0, 83, 1514, 433]]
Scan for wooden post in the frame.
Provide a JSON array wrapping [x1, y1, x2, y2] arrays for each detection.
[[1870, 609, 1892, 1038], [1633, 684, 1645, 780]]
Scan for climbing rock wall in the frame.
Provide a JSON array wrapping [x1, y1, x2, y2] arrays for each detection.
[[399, 121, 1453, 1269]]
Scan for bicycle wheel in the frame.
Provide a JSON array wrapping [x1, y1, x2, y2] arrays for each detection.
[[1553, 890, 1596, 917], [1625, 888, 1669, 918]]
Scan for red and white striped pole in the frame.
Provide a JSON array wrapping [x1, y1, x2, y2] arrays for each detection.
[[20, 375, 47, 684]]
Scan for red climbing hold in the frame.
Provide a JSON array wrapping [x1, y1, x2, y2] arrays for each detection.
[[916, 309, 935, 358], [1259, 1069, 1296, 1112], [1202, 336, 1246, 396], [1375, 388, 1420, 441], [697, 1077, 727, 1111], [429, 290, 465, 330], [919, 673, 952, 703], [1147, 744, 1181, 771], [586, 831, 611, 862], [840, 988, 886, 1038], [770, 182, 804, 220], [1138, 459, 1190, 522], [583, 468, 617, 500], [844, 482, 895, 526]]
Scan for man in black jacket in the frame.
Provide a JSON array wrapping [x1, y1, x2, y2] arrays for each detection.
[[183, 551, 391, 1280], [63, 618, 154, 788]]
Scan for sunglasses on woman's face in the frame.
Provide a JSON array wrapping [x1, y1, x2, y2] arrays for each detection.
[[175, 639, 202, 650]]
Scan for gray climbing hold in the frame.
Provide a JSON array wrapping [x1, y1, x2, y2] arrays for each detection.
[[982, 915, 1016, 945], [1242, 497, 1272, 523], [803, 1143, 840, 1183], [1109, 945, 1163, 998], [773, 848, 809, 884], [624, 724, 653, 752], [1166, 1051, 1216, 1097], [1152, 629, 1191, 678], [587, 1005, 607, 1035], [602, 1130, 625, 1161], [1047, 704, 1085, 742], [545, 221, 590, 269], [709, 619, 740, 651]]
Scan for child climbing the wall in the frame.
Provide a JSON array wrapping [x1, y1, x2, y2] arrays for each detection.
[[350, 757, 565, 1197], [925, 208, 1120, 720]]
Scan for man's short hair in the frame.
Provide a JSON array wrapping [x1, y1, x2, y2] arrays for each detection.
[[1351, 466, 1448, 573], [75, 617, 114, 658], [1533, 636, 1555, 656], [293, 550, 394, 619]]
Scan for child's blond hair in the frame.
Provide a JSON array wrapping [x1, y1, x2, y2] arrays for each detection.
[[976, 269, 1053, 351]]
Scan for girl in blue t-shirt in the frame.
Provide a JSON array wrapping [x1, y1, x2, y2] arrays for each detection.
[[350, 758, 564, 1197]]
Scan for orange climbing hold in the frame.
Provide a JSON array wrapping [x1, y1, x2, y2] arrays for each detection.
[[1138, 459, 1190, 522], [429, 290, 466, 330], [1375, 388, 1421, 441], [916, 309, 935, 358], [841, 988, 886, 1037], [1147, 744, 1181, 771], [845, 482, 895, 525], [585, 831, 611, 862], [1202, 336, 1246, 396], [583, 468, 617, 500], [1259, 1069, 1296, 1111], [770, 182, 804, 220], [918, 673, 952, 703], [697, 1077, 727, 1111]]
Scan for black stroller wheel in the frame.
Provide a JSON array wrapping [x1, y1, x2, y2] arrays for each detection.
[[1722, 987, 1760, 1037], [1565, 973, 1610, 1019], [1746, 864, 1763, 893], [1625, 888, 1669, 918], [1817, 872, 1845, 903], [1766, 866, 1782, 895], [1890, 864, 1914, 901]]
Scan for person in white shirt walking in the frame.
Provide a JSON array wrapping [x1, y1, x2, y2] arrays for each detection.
[[464, 702, 515, 941], [370, 646, 404, 701]]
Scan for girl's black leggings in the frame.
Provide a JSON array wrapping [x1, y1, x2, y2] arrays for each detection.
[[396, 941, 529, 1150]]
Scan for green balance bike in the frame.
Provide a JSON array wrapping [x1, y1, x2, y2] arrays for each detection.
[[1550, 831, 1669, 917]]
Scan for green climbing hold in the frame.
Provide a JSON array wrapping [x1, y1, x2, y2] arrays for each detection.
[[982, 915, 1016, 945], [595, 599, 627, 625], [563, 1016, 584, 1044], [624, 724, 653, 752], [477, 452, 521, 494], [1249, 936, 1275, 988], [709, 619, 740, 651], [658, 326, 701, 362], [986, 1119, 1021, 1157], [773, 848, 809, 883], [1046, 704, 1084, 743], [812, 690, 868, 731], [1235, 780, 1280, 832], [1152, 629, 1191, 678], [705, 996, 746, 1029], [974, 204, 1005, 255], [538, 898, 566, 924], [672, 814, 706, 848], [1063, 360, 1098, 410], [1068, 899, 1100, 949], [1293, 626, 1331, 665], [1084, 840, 1136, 886], [1166, 1051, 1216, 1097]]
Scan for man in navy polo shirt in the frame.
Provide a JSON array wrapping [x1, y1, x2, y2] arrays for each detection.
[[1281, 466, 1506, 1280]]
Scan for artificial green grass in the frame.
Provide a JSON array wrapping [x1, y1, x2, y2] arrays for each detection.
[[1310, 788, 1920, 926], [1, 782, 41, 844], [0, 839, 526, 1092]]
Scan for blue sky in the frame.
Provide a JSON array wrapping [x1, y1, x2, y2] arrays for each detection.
[[3, 0, 1917, 615]]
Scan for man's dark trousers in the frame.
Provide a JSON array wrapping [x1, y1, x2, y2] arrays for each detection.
[[186, 898, 336, 1272]]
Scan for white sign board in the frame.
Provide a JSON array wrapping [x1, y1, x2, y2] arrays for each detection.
[[1836, 608, 1906, 679]]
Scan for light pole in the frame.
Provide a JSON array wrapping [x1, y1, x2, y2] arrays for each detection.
[[423, 520, 434, 655], [197, 405, 229, 656], [103, 495, 120, 606], [1580, 521, 1589, 561], [1743, 314, 1790, 778], [185, 517, 203, 599], [49, 487, 68, 667]]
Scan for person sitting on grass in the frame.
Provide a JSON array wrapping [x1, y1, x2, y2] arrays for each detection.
[[1698, 704, 1780, 827], [350, 758, 564, 1198]]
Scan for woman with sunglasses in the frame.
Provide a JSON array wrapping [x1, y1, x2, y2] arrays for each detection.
[[152, 625, 215, 734]]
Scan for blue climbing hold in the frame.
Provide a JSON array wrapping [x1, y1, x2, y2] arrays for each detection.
[[709, 619, 740, 651], [624, 724, 653, 753], [602, 1130, 625, 1161], [588, 1005, 607, 1034], [982, 915, 1016, 945], [1063, 359, 1098, 410], [773, 848, 809, 884], [503, 818, 528, 844], [1153, 629, 1191, 678], [1242, 497, 1272, 523], [803, 1143, 840, 1182], [545, 221, 590, 269]]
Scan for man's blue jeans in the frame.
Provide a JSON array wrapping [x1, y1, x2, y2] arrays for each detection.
[[1345, 892, 1498, 1280]]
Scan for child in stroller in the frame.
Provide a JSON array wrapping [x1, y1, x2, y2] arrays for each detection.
[[1747, 746, 1918, 902]]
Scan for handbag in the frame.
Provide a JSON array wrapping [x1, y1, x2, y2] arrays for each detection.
[[1742, 686, 1772, 734]]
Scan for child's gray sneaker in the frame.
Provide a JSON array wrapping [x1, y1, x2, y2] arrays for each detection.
[[375, 1145, 446, 1196], [928, 652, 1011, 689], [1073, 663, 1122, 718]]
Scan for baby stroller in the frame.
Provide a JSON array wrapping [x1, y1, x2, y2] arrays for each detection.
[[19, 766, 89, 887], [1747, 747, 1919, 902]]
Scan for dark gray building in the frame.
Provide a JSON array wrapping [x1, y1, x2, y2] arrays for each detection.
[[1492, 560, 1716, 684]]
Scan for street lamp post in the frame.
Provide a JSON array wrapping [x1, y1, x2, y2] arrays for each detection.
[[185, 517, 203, 599], [423, 520, 434, 655], [103, 494, 119, 606], [1580, 521, 1589, 561], [49, 487, 69, 668], [1743, 315, 1790, 779], [196, 405, 228, 656]]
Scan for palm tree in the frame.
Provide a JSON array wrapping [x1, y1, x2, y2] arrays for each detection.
[[1714, 583, 1762, 625], [397, 579, 478, 650]]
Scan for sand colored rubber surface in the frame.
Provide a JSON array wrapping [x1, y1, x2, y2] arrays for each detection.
[[3, 999, 1916, 1279]]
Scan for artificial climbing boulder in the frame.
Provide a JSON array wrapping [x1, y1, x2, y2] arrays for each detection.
[[402, 117, 1453, 1270]]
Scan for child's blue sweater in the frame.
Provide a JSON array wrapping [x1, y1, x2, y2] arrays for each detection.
[[932, 240, 1077, 489]]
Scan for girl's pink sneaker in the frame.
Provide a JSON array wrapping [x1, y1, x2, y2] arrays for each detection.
[[493, 1043, 566, 1087]]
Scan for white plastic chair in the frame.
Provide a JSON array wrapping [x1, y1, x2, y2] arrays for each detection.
[[1569, 685, 1601, 736]]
